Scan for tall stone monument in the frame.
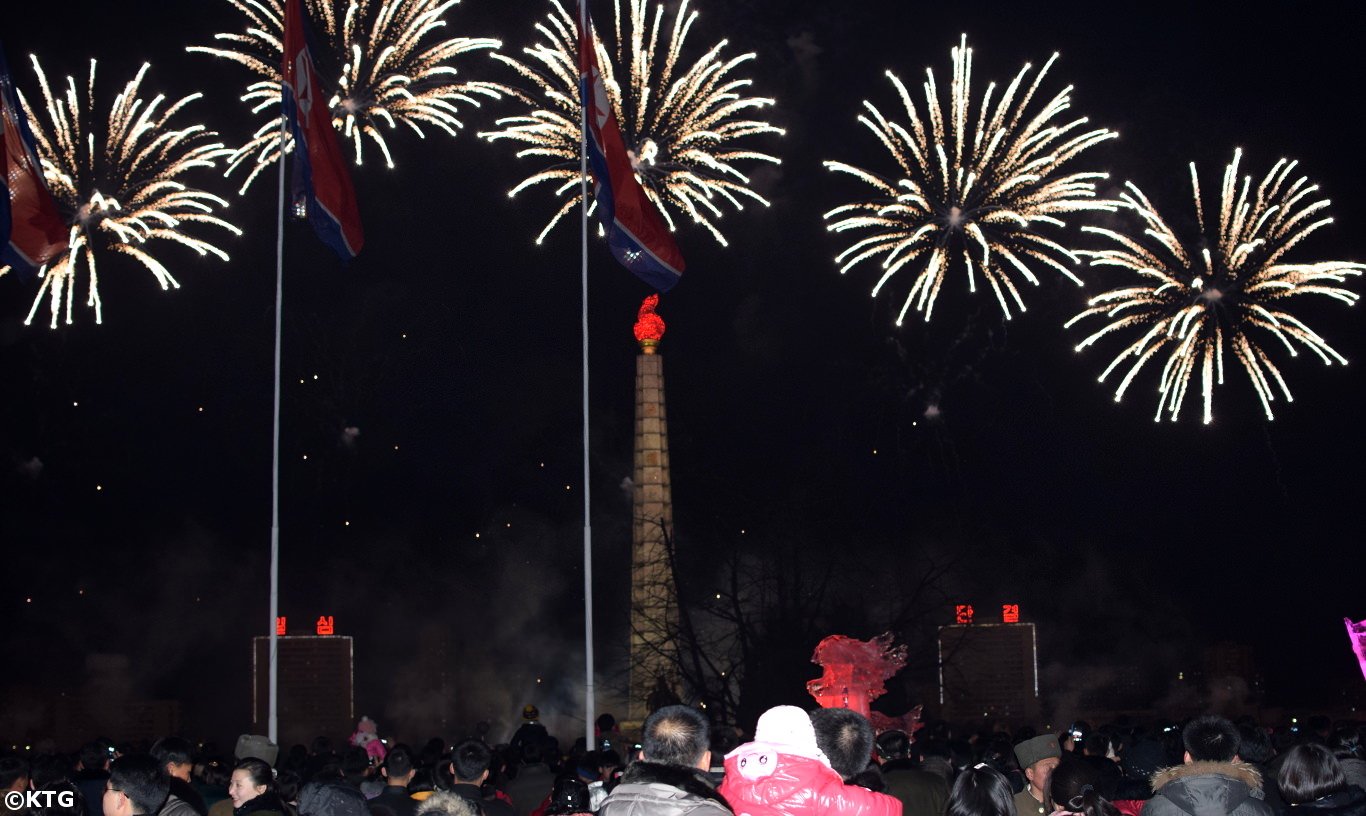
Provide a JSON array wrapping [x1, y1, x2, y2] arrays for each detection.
[[629, 295, 678, 723]]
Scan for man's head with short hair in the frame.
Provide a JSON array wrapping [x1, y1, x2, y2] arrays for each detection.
[[876, 731, 911, 762], [107, 754, 169, 816], [1183, 716, 1240, 763], [1236, 725, 1274, 765], [382, 747, 416, 786], [451, 740, 492, 784], [640, 705, 710, 770], [810, 708, 875, 781], [151, 738, 195, 783]]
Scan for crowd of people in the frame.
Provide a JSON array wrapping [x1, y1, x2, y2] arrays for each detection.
[[3, 707, 1365, 816]]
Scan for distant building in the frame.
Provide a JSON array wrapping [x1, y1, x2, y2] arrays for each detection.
[[938, 622, 1039, 723], [252, 635, 354, 746]]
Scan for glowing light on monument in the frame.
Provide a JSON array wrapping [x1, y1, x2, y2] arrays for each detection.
[[634, 294, 666, 352]]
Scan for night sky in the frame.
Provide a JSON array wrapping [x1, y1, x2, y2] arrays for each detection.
[[2, 0, 1364, 744]]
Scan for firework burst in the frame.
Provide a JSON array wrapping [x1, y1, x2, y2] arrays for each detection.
[[824, 36, 1117, 324], [189, 0, 509, 191], [481, 0, 784, 246], [1066, 149, 1362, 423], [2, 57, 240, 328]]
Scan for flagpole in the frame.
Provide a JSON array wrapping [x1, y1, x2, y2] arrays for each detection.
[[268, 98, 288, 746], [578, 0, 597, 755]]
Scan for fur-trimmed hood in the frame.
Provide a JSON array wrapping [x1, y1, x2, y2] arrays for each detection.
[[1147, 762, 1266, 816], [1151, 762, 1263, 793]]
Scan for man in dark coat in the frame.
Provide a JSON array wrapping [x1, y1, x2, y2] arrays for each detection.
[[447, 741, 513, 816], [369, 747, 418, 816], [1141, 716, 1274, 816], [874, 732, 947, 816]]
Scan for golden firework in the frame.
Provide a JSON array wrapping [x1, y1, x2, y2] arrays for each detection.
[[1067, 149, 1362, 423], [482, 0, 783, 246], [189, 0, 509, 191], [825, 36, 1116, 324], [2, 58, 240, 328]]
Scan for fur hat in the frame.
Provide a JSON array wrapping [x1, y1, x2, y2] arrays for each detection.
[[235, 734, 279, 767], [1014, 734, 1061, 770]]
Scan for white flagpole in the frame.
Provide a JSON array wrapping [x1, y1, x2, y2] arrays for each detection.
[[268, 93, 288, 746], [579, 0, 597, 755]]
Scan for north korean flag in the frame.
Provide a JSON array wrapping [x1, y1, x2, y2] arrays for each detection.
[[578, 2, 684, 292], [282, 0, 363, 259], [1, 41, 67, 277]]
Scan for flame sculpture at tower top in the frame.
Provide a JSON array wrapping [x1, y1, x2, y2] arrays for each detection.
[[634, 294, 665, 351]]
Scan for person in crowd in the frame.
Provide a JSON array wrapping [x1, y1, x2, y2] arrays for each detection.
[[874, 730, 947, 816], [298, 763, 368, 816], [506, 746, 554, 816], [153, 739, 208, 816], [198, 761, 232, 816], [1329, 730, 1366, 792], [1235, 726, 1286, 816], [105, 756, 170, 816], [414, 794, 477, 816], [1114, 739, 1165, 803], [536, 778, 591, 816], [274, 774, 300, 816], [946, 764, 1014, 816], [1277, 745, 1366, 816], [1013, 735, 1062, 816], [76, 742, 115, 816], [1050, 757, 1123, 816], [446, 741, 513, 816], [1142, 716, 1273, 816], [2, 755, 30, 816], [719, 705, 900, 816], [407, 769, 436, 805], [583, 750, 624, 813], [32, 782, 87, 816], [369, 748, 418, 816], [227, 760, 286, 816], [598, 704, 731, 816], [511, 709, 550, 759], [810, 709, 878, 785]]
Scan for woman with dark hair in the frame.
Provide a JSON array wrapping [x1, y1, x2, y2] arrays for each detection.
[[228, 759, 288, 816], [946, 764, 1016, 816], [1049, 757, 1123, 816], [1277, 745, 1366, 816]]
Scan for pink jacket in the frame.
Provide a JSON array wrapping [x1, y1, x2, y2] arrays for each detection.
[[720, 750, 902, 816]]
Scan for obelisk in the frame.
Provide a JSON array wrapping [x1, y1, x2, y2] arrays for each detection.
[[629, 295, 678, 724]]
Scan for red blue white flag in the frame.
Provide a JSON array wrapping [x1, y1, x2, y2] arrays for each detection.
[[0, 41, 67, 278], [282, 0, 363, 259], [578, 2, 683, 292]]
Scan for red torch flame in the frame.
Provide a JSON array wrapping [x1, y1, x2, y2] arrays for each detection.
[[634, 294, 665, 352]]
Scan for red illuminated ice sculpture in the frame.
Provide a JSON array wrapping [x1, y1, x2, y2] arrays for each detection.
[[807, 632, 920, 733], [1346, 618, 1366, 681]]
